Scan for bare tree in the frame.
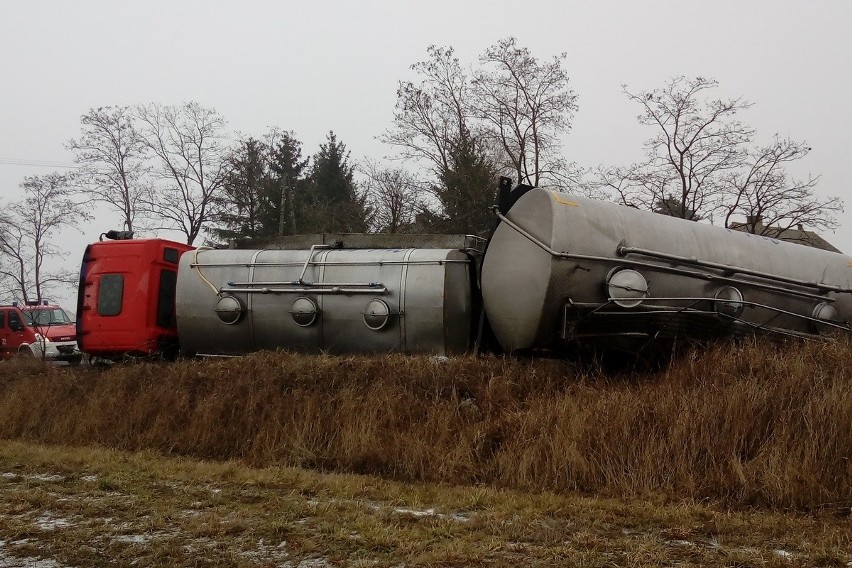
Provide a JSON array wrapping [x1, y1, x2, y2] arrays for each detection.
[[383, 39, 580, 192], [381, 45, 473, 177], [723, 136, 842, 234], [136, 102, 230, 245], [0, 174, 87, 303], [602, 76, 753, 220], [67, 106, 149, 233], [472, 37, 578, 188], [360, 161, 427, 233], [601, 77, 841, 234]]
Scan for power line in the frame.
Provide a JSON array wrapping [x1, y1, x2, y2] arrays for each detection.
[[0, 158, 81, 169]]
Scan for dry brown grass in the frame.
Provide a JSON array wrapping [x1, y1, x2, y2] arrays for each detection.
[[0, 338, 850, 511]]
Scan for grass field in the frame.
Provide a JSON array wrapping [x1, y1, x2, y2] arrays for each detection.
[[0, 339, 850, 565], [0, 441, 849, 567]]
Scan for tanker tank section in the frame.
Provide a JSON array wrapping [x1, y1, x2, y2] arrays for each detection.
[[176, 245, 476, 357], [482, 187, 852, 355]]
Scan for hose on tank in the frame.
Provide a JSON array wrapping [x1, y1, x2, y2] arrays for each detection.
[[192, 247, 221, 296]]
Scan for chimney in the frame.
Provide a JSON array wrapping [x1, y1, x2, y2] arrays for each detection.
[[797, 223, 804, 231]]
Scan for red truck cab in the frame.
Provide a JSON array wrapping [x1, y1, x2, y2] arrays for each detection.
[[0, 301, 82, 363], [77, 235, 194, 358]]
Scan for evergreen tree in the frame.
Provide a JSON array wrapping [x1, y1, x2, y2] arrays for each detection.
[[304, 131, 370, 232], [433, 135, 499, 236], [268, 132, 309, 236], [653, 195, 701, 221], [211, 138, 275, 242]]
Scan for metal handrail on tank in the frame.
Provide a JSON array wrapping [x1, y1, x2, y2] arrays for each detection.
[[190, 260, 470, 268], [616, 245, 852, 294], [190, 242, 469, 297], [494, 211, 841, 302], [219, 286, 389, 295], [298, 244, 328, 284], [217, 245, 391, 295], [565, 296, 851, 333]]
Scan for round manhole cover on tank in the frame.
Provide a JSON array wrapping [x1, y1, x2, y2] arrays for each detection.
[[714, 285, 744, 317], [215, 295, 244, 325], [363, 299, 391, 330], [606, 268, 648, 308], [290, 297, 319, 327]]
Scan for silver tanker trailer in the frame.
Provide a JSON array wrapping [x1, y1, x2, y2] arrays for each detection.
[[175, 245, 475, 357], [482, 188, 852, 355]]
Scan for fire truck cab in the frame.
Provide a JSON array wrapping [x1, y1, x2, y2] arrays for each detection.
[[0, 301, 82, 363], [77, 234, 194, 358]]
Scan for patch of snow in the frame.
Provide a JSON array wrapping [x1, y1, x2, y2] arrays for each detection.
[[29, 474, 64, 483], [391, 506, 469, 522], [114, 534, 150, 545], [1, 472, 66, 483], [238, 538, 290, 564], [0, 541, 64, 568], [33, 514, 73, 531]]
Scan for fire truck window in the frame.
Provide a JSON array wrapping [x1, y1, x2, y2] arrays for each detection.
[[0, 311, 5, 328], [163, 247, 180, 264], [98, 274, 125, 316], [156, 269, 178, 328]]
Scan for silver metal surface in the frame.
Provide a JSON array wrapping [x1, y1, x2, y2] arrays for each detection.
[[176, 247, 472, 356], [482, 189, 852, 353]]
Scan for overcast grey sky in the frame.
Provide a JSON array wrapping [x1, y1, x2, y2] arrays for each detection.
[[1, 1, 851, 308]]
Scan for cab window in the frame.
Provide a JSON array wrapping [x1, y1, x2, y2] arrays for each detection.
[[156, 269, 178, 328], [98, 274, 125, 316], [8, 311, 22, 331], [0, 310, 5, 328]]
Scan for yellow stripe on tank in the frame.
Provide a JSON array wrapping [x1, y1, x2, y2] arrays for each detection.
[[551, 192, 579, 207]]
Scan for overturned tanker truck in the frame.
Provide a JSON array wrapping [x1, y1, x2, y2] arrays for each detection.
[[76, 178, 852, 360]]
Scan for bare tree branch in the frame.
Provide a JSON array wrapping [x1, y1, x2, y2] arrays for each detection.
[[136, 102, 230, 245], [360, 161, 428, 233], [724, 136, 842, 234], [67, 106, 149, 233], [380, 46, 473, 177], [611, 76, 753, 220], [0, 174, 88, 303], [472, 37, 578, 189]]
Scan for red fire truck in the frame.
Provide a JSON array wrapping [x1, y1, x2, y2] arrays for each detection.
[[0, 300, 82, 364]]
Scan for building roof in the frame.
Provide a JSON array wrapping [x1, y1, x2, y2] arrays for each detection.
[[728, 218, 843, 253]]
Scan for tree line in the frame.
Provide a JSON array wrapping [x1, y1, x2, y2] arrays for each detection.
[[0, 38, 842, 304]]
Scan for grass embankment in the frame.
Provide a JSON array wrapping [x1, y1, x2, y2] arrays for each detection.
[[0, 340, 850, 511]]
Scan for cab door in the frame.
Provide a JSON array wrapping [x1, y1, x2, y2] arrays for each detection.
[[0, 309, 9, 358], [1, 309, 27, 356]]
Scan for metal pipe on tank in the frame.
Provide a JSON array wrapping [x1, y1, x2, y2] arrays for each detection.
[[493, 211, 838, 302], [617, 245, 852, 293]]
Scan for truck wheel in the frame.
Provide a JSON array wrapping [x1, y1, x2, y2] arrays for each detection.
[[18, 345, 35, 357], [68, 355, 84, 366]]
